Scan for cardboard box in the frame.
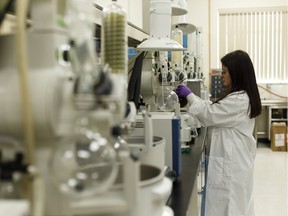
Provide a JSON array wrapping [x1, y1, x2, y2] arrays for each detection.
[[286, 126, 288, 152], [270, 123, 287, 152]]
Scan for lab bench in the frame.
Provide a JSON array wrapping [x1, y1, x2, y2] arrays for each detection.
[[167, 127, 207, 216]]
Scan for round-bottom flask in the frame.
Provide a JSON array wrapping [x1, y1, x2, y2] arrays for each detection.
[[155, 87, 179, 111], [49, 117, 118, 198]]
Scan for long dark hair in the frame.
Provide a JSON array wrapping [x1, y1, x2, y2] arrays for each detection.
[[219, 50, 262, 118]]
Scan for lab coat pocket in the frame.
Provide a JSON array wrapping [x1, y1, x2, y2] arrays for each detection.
[[207, 156, 224, 187]]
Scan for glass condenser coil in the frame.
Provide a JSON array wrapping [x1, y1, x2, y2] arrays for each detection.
[[171, 25, 183, 68], [102, 0, 127, 75]]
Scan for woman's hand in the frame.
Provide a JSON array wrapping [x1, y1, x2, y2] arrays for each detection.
[[175, 84, 192, 98]]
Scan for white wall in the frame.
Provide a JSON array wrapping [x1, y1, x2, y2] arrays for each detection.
[[186, 0, 287, 89], [94, 0, 143, 29]]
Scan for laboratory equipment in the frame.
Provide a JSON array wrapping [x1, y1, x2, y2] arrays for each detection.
[[194, 27, 204, 79], [0, 0, 174, 215], [142, 51, 179, 112], [130, 112, 181, 177], [137, 48, 198, 179], [171, 25, 184, 69], [180, 113, 199, 144], [137, 0, 184, 51], [155, 87, 179, 111], [171, 0, 196, 35], [49, 116, 118, 198], [155, 67, 179, 112], [170, 25, 186, 85], [136, 50, 183, 178], [127, 111, 166, 172], [171, 0, 188, 16], [102, 0, 127, 75]]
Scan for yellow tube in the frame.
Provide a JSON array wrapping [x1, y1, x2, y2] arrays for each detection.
[[15, 0, 42, 215], [15, 0, 34, 169]]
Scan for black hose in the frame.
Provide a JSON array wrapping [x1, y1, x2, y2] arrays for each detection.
[[127, 51, 145, 108]]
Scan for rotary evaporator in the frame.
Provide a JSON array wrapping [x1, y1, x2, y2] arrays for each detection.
[[129, 0, 201, 178], [0, 0, 174, 215]]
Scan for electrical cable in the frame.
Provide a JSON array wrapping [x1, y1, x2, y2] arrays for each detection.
[[258, 85, 288, 99]]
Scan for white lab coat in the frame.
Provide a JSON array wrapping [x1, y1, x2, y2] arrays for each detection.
[[187, 91, 256, 216]]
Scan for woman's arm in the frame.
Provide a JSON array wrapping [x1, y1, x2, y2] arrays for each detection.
[[188, 92, 249, 128]]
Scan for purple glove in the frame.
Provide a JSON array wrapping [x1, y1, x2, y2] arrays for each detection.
[[175, 84, 192, 98]]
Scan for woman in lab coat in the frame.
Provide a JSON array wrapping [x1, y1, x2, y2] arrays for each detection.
[[175, 50, 262, 216]]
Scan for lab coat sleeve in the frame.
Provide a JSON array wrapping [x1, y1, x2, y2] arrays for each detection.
[[187, 92, 250, 128]]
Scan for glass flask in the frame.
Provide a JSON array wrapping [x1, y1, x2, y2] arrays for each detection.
[[113, 136, 129, 153], [102, 0, 127, 75], [155, 87, 179, 111], [155, 71, 179, 111], [49, 117, 118, 198]]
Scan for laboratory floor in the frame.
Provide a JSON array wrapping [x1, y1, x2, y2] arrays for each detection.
[[197, 142, 288, 216], [254, 142, 288, 216]]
